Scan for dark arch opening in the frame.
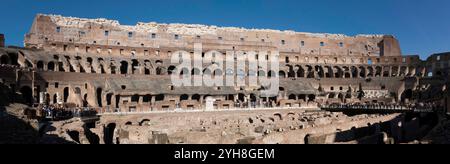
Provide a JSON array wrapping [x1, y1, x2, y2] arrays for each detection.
[[120, 61, 128, 74], [47, 62, 55, 71], [63, 87, 69, 103], [139, 119, 151, 126], [180, 94, 189, 101], [37, 61, 44, 71], [1, 55, 10, 64], [104, 123, 116, 144], [192, 94, 201, 101], [96, 88, 103, 107], [131, 94, 139, 102], [155, 94, 165, 101]]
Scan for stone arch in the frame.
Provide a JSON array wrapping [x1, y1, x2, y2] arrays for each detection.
[[0, 54, 10, 64], [192, 68, 201, 76], [375, 66, 382, 77], [37, 60, 44, 70], [351, 66, 358, 78], [96, 88, 103, 107], [192, 94, 201, 102], [328, 93, 336, 99], [288, 94, 297, 100], [131, 94, 139, 102], [391, 66, 399, 77], [167, 65, 177, 75], [315, 65, 324, 78], [324, 66, 333, 78], [47, 61, 56, 71], [142, 94, 151, 103], [64, 87, 69, 103], [334, 66, 343, 78], [139, 119, 151, 126], [279, 71, 286, 78], [131, 59, 139, 74], [180, 94, 189, 101], [268, 70, 276, 77], [155, 94, 165, 101], [359, 66, 366, 78], [343, 66, 351, 78], [180, 67, 190, 76], [383, 66, 390, 77], [400, 66, 407, 76], [203, 68, 212, 75], [407, 66, 416, 77], [213, 69, 223, 76], [296, 65, 305, 78], [306, 65, 314, 78], [120, 61, 128, 74], [258, 70, 266, 77], [106, 93, 114, 106], [287, 65, 295, 78]]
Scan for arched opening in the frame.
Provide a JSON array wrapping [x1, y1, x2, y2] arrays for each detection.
[[47, 62, 55, 71], [328, 93, 336, 99], [53, 94, 57, 104], [1, 55, 10, 64], [268, 70, 276, 78], [106, 93, 113, 106], [203, 68, 212, 75], [315, 66, 324, 78], [125, 121, 133, 126], [383, 67, 390, 77], [287, 65, 295, 78], [131, 94, 139, 102], [63, 87, 69, 103], [258, 70, 266, 77], [375, 66, 382, 77], [96, 88, 103, 107], [155, 94, 165, 101], [192, 68, 201, 76], [213, 69, 223, 76], [226, 94, 234, 101], [120, 61, 128, 74], [289, 94, 296, 100], [192, 94, 201, 102], [83, 94, 88, 107], [143, 94, 151, 103], [359, 66, 366, 78], [308, 94, 316, 102], [306, 66, 314, 78], [351, 66, 358, 78], [180, 94, 189, 101], [324, 66, 333, 78], [131, 59, 139, 74], [238, 93, 246, 102], [180, 67, 190, 76], [274, 113, 283, 120], [296, 65, 305, 78], [19, 86, 33, 105], [104, 123, 116, 144], [156, 67, 163, 75], [334, 66, 343, 78], [279, 71, 286, 78], [168, 66, 176, 75], [139, 119, 151, 126], [338, 93, 344, 100], [37, 61, 44, 71]]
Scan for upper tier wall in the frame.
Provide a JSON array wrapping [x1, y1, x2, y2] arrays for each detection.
[[25, 14, 402, 57]]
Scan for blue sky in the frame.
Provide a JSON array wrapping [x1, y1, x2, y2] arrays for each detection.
[[1, 0, 449, 59]]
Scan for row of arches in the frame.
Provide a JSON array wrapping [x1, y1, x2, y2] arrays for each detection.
[[31, 57, 428, 78]]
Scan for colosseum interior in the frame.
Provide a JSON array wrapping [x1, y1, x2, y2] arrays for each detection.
[[1, 14, 450, 144]]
